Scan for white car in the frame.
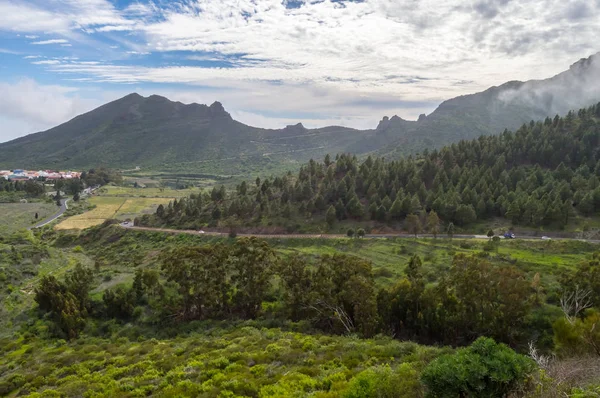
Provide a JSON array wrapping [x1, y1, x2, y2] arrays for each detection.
[[541, 236, 551, 240], [198, 230, 205, 234]]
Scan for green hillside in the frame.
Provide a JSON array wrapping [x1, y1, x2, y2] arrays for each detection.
[[0, 94, 364, 172], [142, 103, 600, 234]]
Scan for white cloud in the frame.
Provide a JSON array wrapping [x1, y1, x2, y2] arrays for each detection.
[[0, 2, 70, 33], [25, 35, 38, 39], [0, 79, 101, 142], [0, 48, 20, 54], [20, 0, 597, 102], [1, 0, 600, 136], [32, 39, 69, 45], [31, 60, 61, 65]]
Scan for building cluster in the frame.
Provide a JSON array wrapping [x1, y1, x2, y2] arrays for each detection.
[[0, 169, 82, 181]]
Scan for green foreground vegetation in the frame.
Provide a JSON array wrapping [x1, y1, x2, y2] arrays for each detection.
[[2, 223, 600, 396]]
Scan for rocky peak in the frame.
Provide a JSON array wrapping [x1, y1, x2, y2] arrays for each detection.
[[208, 101, 231, 119], [569, 52, 600, 73], [376, 115, 407, 130], [284, 122, 306, 130]]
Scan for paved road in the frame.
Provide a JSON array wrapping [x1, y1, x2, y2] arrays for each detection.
[[30, 199, 69, 229], [119, 225, 600, 243]]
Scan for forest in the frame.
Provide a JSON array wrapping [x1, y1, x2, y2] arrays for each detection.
[[141, 103, 600, 233]]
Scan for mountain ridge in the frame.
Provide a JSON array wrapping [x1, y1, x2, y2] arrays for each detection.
[[1, 52, 599, 172]]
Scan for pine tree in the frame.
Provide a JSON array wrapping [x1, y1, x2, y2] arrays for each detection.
[[326, 205, 336, 227], [505, 202, 521, 224], [406, 214, 422, 237], [426, 210, 440, 238], [447, 222, 455, 240], [390, 196, 403, 220]]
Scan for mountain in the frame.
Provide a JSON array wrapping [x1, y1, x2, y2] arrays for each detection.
[[0, 93, 363, 172], [371, 52, 600, 158], [0, 53, 598, 173]]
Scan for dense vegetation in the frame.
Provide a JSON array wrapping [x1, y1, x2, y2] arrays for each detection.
[[0, 179, 46, 203], [2, 223, 600, 396], [80, 167, 123, 187], [143, 103, 600, 233]]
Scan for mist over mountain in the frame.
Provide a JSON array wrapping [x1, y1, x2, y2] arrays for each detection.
[[497, 53, 600, 118], [0, 53, 598, 173], [371, 52, 600, 158]]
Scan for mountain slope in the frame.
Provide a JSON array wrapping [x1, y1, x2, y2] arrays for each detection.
[[0, 94, 363, 171], [372, 52, 600, 158], [0, 53, 598, 172]]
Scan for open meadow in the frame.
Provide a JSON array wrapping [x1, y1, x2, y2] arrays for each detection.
[[0, 202, 57, 235]]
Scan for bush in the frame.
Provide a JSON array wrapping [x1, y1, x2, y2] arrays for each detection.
[[343, 364, 422, 398], [421, 337, 535, 398], [459, 241, 475, 249]]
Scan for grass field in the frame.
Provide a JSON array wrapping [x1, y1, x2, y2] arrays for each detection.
[[55, 196, 172, 230], [270, 237, 591, 289], [0, 202, 58, 234], [97, 185, 202, 198]]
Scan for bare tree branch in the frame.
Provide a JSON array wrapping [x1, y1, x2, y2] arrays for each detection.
[[528, 341, 551, 370], [560, 286, 592, 324]]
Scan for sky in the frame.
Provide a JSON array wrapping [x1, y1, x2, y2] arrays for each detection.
[[0, 0, 599, 143]]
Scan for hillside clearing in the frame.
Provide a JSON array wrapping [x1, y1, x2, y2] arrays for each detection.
[[0, 202, 58, 235], [55, 196, 173, 230]]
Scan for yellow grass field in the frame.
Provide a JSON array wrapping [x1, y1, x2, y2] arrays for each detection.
[[55, 196, 173, 230]]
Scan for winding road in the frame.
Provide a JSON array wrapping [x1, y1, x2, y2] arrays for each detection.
[[119, 224, 600, 243], [30, 199, 69, 229]]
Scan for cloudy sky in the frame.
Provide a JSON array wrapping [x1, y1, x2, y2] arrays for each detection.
[[0, 0, 598, 142]]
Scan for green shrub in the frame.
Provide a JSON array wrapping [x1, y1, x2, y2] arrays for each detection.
[[343, 364, 422, 398], [421, 337, 535, 398]]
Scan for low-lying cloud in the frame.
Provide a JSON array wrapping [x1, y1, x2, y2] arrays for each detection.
[[498, 53, 600, 118]]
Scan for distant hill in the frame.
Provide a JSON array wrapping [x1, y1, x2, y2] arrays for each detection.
[[0, 53, 598, 172], [0, 93, 363, 172]]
